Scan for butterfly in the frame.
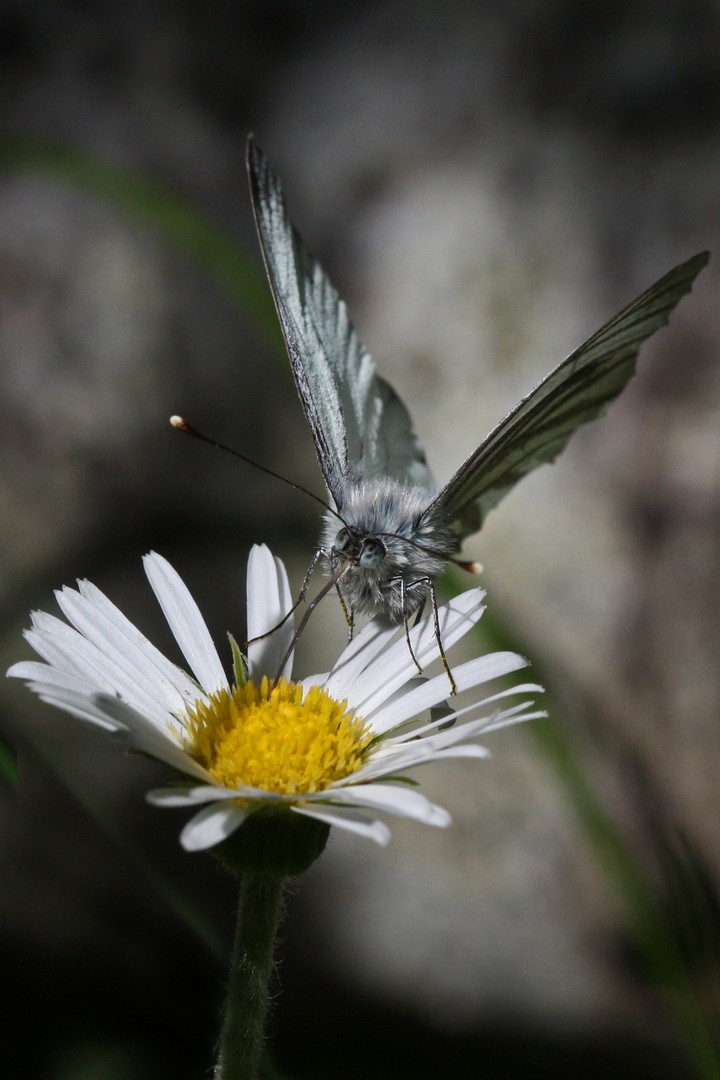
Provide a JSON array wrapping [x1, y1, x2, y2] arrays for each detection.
[[245, 136, 708, 687]]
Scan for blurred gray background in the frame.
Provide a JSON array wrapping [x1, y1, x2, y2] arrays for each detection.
[[1, 1, 719, 1077]]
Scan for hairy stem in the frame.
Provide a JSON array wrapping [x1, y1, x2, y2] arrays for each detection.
[[214, 873, 286, 1080]]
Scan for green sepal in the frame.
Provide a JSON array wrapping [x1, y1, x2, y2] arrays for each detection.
[[210, 807, 330, 876], [228, 633, 247, 689]]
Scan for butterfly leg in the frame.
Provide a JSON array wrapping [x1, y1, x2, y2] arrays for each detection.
[[333, 581, 355, 642], [406, 586, 456, 720], [412, 598, 427, 626], [428, 581, 458, 696], [411, 588, 456, 721], [389, 576, 458, 695], [245, 547, 324, 647], [398, 576, 425, 679], [273, 557, 353, 682], [396, 578, 456, 694]]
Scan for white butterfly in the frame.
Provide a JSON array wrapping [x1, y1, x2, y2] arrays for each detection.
[[246, 137, 708, 685]]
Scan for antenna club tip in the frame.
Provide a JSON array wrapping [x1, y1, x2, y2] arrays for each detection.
[[454, 559, 483, 575], [170, 415, 187, 430]]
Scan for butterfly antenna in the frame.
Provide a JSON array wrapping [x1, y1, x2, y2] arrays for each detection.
[[170, 415, 346, 524], [380, 530, 483, 575], [451, 558, 483, 575]]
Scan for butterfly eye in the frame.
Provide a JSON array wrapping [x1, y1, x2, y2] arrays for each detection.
[[334, 527, 355, 555], [359, 538, 386, 568]]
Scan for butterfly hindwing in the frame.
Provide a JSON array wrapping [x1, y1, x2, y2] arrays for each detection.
[[247, 137, 434, 506], [425, 251, 709, 537]]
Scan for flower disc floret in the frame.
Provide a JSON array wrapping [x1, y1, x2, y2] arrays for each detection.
[[183, 676, 373, 795]]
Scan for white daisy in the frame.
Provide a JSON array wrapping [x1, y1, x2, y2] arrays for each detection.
[[7, 545, 544, 852]]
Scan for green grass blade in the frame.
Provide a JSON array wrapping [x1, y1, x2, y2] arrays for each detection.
[[0, 138, 279, 339], [476, 599, 720, 1079]]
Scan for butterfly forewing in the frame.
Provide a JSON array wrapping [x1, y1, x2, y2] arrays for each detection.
[[247, 137, 434, 504], [425, 251, 709, 536], [245, 136, 708, 648]]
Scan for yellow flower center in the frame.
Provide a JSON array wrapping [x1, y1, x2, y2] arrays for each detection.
[[182, 676, 372, 795]]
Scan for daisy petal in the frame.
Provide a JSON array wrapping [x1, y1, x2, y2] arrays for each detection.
[[77, 579, 205, 706], [323, 618, 401, 702], [93, 693, 212, 781], [34, 690, 125, 732], [322, 782, 452, 827], [367, 652, 530, 735], [343, 589, 487, 715], [383, 683, 544, 744], [9, 660, 96, 696], [246, 545, 294, 682], [429, 745, 494, 759], [180, 801, 251, 851], [143, 552, 228, 694], [291, 804, 391, 845], [147, 783, 278, 806], [355, 703, 543, 782], [299, 672, 329, 692], [23, 617, 170, 726], [54, 585, 196, 716], [350, 742, 490, 784], [387, 713, 499, 756], [478, 707, 548, 734]]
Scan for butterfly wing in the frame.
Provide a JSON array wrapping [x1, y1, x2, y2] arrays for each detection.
[[424, 251, 709, 539], [247, 136, 434, 507]]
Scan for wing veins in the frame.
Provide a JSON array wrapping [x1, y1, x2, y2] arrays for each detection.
[[246, 137, 433, 504], [424, 251, 709, 532]]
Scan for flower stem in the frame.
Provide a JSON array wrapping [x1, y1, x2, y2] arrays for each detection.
[[215, 872, 286, 1080]]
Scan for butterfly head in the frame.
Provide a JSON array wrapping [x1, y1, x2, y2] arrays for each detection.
[[333, 526, 386, 568], [319, 479, 460, 621], [326, 478, 433, 575]]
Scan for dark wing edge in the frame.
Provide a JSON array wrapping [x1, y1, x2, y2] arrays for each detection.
[[246, 136, 433, 503], [425, 251, 710, 539]]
